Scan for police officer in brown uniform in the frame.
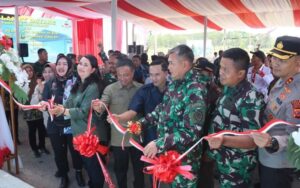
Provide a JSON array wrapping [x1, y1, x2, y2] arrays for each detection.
[[252, 36, 300, 188]]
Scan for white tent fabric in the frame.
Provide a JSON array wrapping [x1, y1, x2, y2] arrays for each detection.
[[0, 97, 14, 153], [0, 0, 299, 31]]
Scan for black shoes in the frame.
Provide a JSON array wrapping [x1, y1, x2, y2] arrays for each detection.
[[75, 170, 85, 187], [33, 150, 41, 158], [56, 170, 85, 187], [40, 147, 50, 155], [59, 176, 69, 188], [55, 171, 62, 178]]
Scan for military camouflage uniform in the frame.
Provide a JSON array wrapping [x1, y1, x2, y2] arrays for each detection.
[[208, 79, 265, 188], [103, 73, 117, 85], [140, 69, 208, 188]]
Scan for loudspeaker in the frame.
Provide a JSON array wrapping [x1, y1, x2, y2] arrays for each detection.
[[19, 43, 28, 57], [128, 45, 135, 53], [136, 45, 144, 54]]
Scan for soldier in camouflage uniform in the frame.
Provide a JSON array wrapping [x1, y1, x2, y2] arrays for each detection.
[[140, 45, 208, 188], [206, 48, 265, 188], [98, 43, 118, 85]]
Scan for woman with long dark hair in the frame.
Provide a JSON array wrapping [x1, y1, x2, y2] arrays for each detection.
[[22, 64, 48, 157], [42, 55, 85, 188], [49, 55, 108, 188]]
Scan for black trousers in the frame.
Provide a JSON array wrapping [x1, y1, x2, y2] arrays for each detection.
[[26, 119, 46, 151], [82, 154, 105, 188], [259, 164, 294, 188], [111, 146, 144, 188], [5, 109, 19, 140], [197, 159, 214, 188], [49, 133, 83, 177]]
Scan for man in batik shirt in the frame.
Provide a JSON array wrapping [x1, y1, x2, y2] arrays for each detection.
[[206, 48, 265, 188], [140, 44, 208, 187]]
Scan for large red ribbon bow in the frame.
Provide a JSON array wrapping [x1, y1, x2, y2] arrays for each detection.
[[73, 107, 115, 188], [141, 150, 194, 188], [73, 127, 108, 157]]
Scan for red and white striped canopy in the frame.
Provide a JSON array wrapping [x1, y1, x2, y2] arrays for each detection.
[[1, 0, 300, 31]]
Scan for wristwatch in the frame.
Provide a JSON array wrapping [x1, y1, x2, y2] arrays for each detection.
[[266, 137, 279, 153]]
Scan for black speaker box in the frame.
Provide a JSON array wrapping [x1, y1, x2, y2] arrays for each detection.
[[128, 45, 135, 53], [136, 45, 144, 54], [19, 43, 28, 57]]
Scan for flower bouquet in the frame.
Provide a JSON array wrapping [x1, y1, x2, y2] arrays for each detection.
[[0, 34, 29, 103]]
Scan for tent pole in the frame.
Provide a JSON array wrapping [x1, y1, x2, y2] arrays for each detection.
[[126, 21, 128, 53], [154, 33, 157, 55], [11, 6, 20, 174], [14, 6, 20, 56], [203, 16, 207, 58], [111, 0, 117, 50], [132, 24, 135, 43]]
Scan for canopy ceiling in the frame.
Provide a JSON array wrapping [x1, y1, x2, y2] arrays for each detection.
[[1, 0, 300, 31]]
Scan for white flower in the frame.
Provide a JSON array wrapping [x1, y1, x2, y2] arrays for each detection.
[[0, 53, 11, 64], [6, 49, 21, 65], [4, 60, 18, 73], [14, 69, 29, 94], [292, 128, 300, 146], [0, 39, 30, 95]]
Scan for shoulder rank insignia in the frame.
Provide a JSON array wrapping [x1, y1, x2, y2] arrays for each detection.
[[285, 77, 294, 85]]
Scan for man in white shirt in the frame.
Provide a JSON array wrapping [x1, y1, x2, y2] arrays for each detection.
[[247, 50, 274, 101]]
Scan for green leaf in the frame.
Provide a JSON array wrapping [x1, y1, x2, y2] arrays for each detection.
[[287, 136, 300, 170], [10, 82, 28, 104], [0, 64, 10, 81]]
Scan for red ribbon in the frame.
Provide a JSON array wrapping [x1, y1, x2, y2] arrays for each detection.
[[95, 100, 127, 134], [172, 119, 299, 171], [141, 150, 194, 188], [96, 98, 300, 187], [121, 121, 142, 150], [0, 36, 13, 50], [94, 100, 194, 187], [73, 107, 115, 188], [95, 100, 142, 150], [0, 78, 55, 120], [0, 147, 11, 169], [204, 119, 295, 139]]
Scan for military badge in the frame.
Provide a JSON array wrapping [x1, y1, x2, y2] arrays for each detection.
[[276, 41, 284, 49]]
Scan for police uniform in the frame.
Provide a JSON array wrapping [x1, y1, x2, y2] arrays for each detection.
[[258, 36, 300, 188]]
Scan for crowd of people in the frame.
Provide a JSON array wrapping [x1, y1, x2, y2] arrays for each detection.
[[4, 35, 300, 188]]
